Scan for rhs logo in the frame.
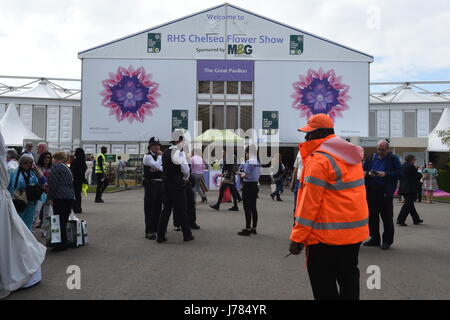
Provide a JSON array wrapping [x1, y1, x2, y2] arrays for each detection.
[[228, 44, 253, 55]]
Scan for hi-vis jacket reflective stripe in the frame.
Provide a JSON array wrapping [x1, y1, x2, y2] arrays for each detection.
[[290, 135, 369, 246], [95, 153, 106, 174]]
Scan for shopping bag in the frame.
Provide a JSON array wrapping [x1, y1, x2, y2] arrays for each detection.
[[76, 220, 83, 247], [49, 212, 61, 244], [41, 204, 52, 238], [66, 221, 78, 248], [82, 183, 89, 198], [69, 211, 79, 222], [81, 220, 89, 245], [221, 187, 231, 203], [270, 183, 276, 193], [68, 212, 84, 247]]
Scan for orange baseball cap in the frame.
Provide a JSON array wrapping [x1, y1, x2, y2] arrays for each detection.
[[298, 113, 334, 133]]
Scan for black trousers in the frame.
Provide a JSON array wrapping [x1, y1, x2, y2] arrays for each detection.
[[367, 187, 395, 245], [157, 182, 192, 240], [95, 173, 109, 200], [397, 194, 421, 224], [306, 243, 361, 300], [53, 199, 74, 249], [216, 183, 239, 207], [73, 180, 83, 213], [185, 184, 197, 227], [242, 182, 258, 229], [174, 185, 196, 228], [144, 181, 163, 234], [417, 183, 423, 202]]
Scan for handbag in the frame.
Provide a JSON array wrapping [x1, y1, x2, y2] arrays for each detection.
[[12, 170, 28, 212], [12, 190, 28, 212], [27, 183, 45, 202]]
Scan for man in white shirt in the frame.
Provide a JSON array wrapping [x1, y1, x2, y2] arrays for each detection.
[[20, 142, 35, 162], [36, 142, 48, 159], [143, 137, 163, 240], [7, 149, 19, 171], [291, 151, 303, 212], [157, 131, 193, 243]]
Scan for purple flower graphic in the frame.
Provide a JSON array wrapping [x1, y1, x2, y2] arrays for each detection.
[[291, 68, 350, 120], [100, 66, 160, 123], [212, 173, 223, 188]]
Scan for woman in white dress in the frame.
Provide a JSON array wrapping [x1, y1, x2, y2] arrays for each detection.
[[0, 126, 46, 299], [422, 162, 439, 204]]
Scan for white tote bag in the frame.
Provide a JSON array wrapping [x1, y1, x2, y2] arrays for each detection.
[[81, 220, 89, 245], [49, 212, 61, 244]]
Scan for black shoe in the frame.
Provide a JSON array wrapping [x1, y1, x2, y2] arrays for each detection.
[[363, 239, 380, 247], [228, 206, 239, 211], [238, 229, 252, 236], [201, 197, 207, 203], [156, 237, 167, 243], [183, 236, 195, 242], [276, 197, 282, 202], [397, 221, 408, 226], [270, 194, 275, 201], [145, 233, 156, 240], [95, 199, 104, 203], [210, 204, 220, 210], [414, 219, 424, 225], [381, 243, 391, 250], [250, 228, 257, 235], [190, 223, 200, 230], [173, 226, 181, 232]]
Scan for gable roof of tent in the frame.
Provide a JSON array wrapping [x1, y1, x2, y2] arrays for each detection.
[[5, 80, 62, 99], [78, 3, 373, 61], [428, 108, 450, 152], [0, 103, 42, 147]]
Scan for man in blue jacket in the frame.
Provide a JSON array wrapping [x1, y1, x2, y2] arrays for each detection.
[[363, 140, 401, 250]]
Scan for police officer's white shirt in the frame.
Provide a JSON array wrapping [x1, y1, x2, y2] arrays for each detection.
[[143, 152, 163, 172], [169, 145, 190, 180], [294, 151, 303, 181]]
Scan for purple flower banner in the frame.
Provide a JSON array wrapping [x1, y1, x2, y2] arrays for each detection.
[[197, 60, 254, 81]]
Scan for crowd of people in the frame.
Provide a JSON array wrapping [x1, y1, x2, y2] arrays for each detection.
[[0, 114, 444, 300]]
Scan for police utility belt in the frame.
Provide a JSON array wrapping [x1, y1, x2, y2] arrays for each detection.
[[144, 178, 163, 184]]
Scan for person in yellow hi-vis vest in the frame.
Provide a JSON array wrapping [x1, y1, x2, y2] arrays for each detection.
[[95, 146, 108, 203]]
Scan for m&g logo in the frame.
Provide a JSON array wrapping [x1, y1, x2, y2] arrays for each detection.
[[228, 44, 253, 55]]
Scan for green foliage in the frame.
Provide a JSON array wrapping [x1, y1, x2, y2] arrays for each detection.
[[437, 129, 450, 147], [437, 170, 450, 193]]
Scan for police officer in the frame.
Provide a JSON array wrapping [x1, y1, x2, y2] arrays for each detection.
[[95, 146, 108, 203], [143, 137, 163, 240], [157, 130, 194, 243]]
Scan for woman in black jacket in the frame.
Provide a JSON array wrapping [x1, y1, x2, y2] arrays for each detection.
[[397, 154, 424, 226], [71, 148, 87, 214]]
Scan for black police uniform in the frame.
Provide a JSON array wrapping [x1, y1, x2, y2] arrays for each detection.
[[157, 147, 193, 242], [143, 151, 163, 237]]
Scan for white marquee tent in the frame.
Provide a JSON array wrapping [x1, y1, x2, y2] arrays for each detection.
[[0, 103, 42, 146], [428, 108, 450, 152]]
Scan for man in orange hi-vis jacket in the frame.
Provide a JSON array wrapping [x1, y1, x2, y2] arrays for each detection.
[[289, 113, 369, 300]]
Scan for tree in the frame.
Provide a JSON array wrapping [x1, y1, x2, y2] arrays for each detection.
[[437, 129, 450, 147]]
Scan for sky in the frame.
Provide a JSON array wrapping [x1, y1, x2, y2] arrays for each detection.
[[0, 0, 449, 83]]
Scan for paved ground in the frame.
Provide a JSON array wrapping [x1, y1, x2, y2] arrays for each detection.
[[7, 186, 450, 300]]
